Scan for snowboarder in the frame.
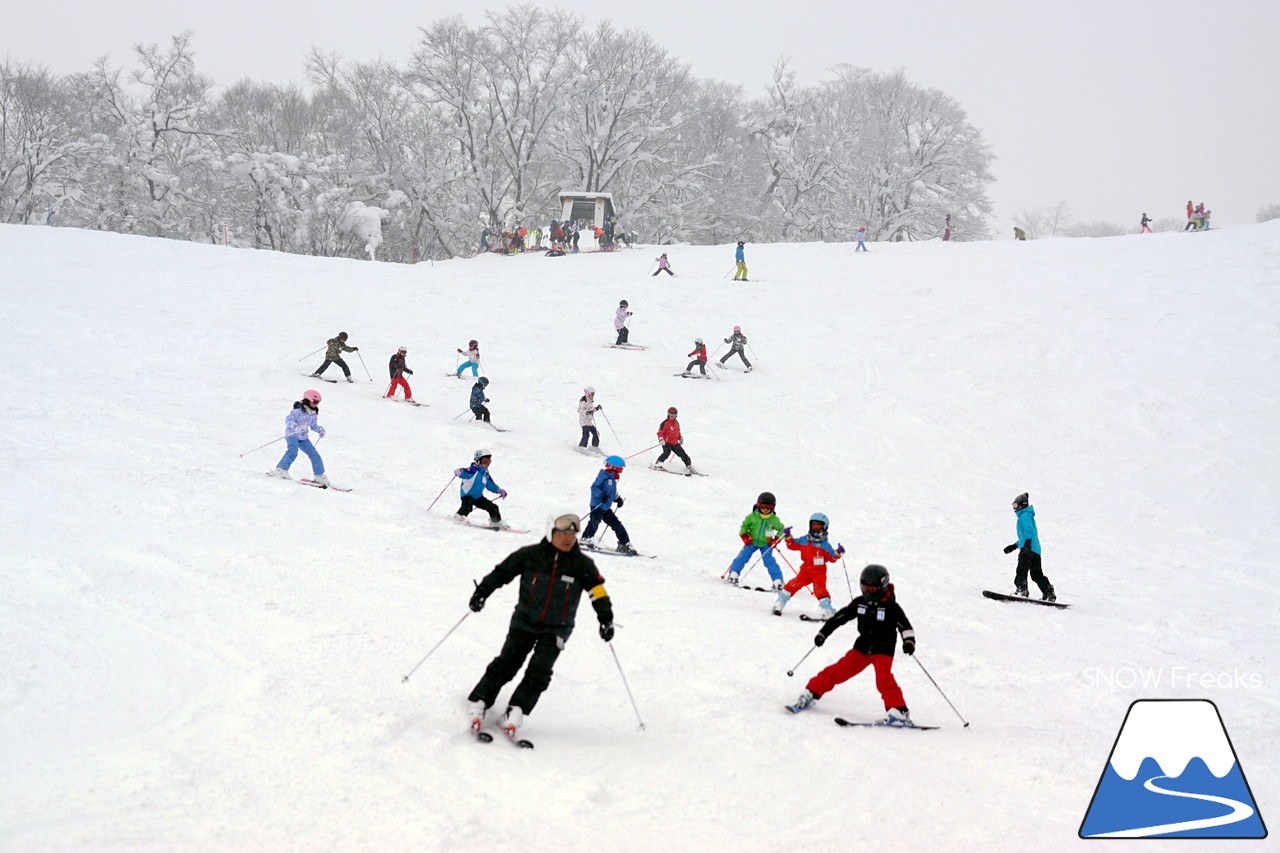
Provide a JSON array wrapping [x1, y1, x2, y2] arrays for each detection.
[[1003, 492, 1055, 601], [1013, 226, 1027, 241], [470, 377, 492, 423], [312, 332, 358, 382], [614, 300, 633, 345], [733, 241, 748, 281], [653, 253, 674, 276], [788, 564, 915, 723], [452, 448, 508, 528], [580, 456, 635, 554], [718, 326, 751, 371], [682, 338, 708, 377], [456, 340, 481, 378], [725, 491, 785, 588], [654, 406, 696, 474], [773, 513, 844, 618], [1140, 213, 1153, 234], [267, 389, 329, 486], [386, 346, 414, 401], [465, 510, 615, 741], [578, 387, 602, 453], [855, 226, 868, 251]]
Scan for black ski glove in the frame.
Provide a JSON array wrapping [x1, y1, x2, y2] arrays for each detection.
[[1003, 543, 1018, 554], [599, 622, 615, 642], [469, 589, 487, 612], [902, 638, 916, 655], [615, 496, 624, 508], [813, 633, 826, 647]]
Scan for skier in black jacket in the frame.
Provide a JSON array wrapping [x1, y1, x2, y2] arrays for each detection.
[[466, 510, 615, 739], [787, 564, 916, 724]]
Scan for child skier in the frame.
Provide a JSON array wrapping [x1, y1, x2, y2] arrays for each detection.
[[1003, 492, 1055, 601], [855, 226, 868, 251], [1140, 213, 1153, 234], [578, 387, 602, 453], [682, 338, 708, 377], [653, 406, 696, 474], [268, 389, 329, 486], [725, 491, 785, 588], [614, 300, 633, 345], [470, 377, 492, 423], [465, 510, 615, 741], [653, 253, 674, 276], [733, 241, 748, 281], [580, 456, 636, 554], [788, 564, 915, 724], [386, 346, 414, 401], [773, 513, 844, 617], [452, 448, 508, 528], [718, 326, 751, 371], [456, 340, 481, 378], [312, 332, 358, 382]]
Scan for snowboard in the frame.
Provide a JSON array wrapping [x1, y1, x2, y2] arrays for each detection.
[[982, 590, 1070, 609]]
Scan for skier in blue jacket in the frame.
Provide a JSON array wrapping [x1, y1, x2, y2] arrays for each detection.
[[580, 456, 636, 554], [733, 241, 748, 281], [1003, 492, 1055, 601], [452, 448, 508, 528], [470, 377, 492, 422]]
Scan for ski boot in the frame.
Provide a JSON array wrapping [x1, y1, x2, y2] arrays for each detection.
[[268, 467, 292, 479], [787, 689, 816, 714], [771, 579, 784, 591], [1014, 586, 1029, 598], [345, 376, 355, 383], [771, 590, 791, 616], [1041, 589, 1057, 603], [726, 572, 740, 586], [310, 473, 331, 488], [616, 542, 637, 555], [467, 700, 486, 734], [499, 705, 524, 741], [817, 597, 836, 620], [880, 707, 912, 726]]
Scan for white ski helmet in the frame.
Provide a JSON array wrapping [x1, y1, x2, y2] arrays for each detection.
[[474, 448, 493, 462], [695, 337, 704, 345], [584, 386, 595, 396], [545, 509, 582, 540]]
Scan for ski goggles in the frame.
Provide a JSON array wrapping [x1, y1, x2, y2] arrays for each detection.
[[758, 504, 775, 515], [551, 514, 581, 534]]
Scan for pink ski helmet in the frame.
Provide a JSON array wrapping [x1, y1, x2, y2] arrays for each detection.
[[733, 325, 741, 332], [302, 389, 322, 405]]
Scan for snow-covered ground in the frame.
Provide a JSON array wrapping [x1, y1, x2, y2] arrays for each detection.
[[1, 223, 1276, 851]]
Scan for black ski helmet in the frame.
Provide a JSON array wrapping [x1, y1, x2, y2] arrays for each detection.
[[478, 376, 490, 386], [338, 331, 349, 340], [860, 564, 890, 596], [737, 241, 744, 247], [1012, 492, 1029, 511], [757, 491, 777, 508], [620, 299, 629, 307], [468, 339, 478, 347]]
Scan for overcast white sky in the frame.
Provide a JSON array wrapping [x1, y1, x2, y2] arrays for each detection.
[[8, 0, 1279, 230]]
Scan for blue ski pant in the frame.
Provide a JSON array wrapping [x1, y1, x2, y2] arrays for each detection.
[[457, 360, 480, 376], [277, 436, 324, 475], [729, 543, 782, 582]]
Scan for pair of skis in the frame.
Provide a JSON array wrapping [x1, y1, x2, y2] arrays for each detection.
[[471, 721, 533, 749], [649, 465, 708, 477]]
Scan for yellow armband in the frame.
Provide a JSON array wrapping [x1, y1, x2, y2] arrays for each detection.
[[589, 584, 609, 601]]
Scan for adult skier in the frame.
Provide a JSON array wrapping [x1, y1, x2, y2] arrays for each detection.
[[732, 241, 748, 281], [386, 346, 414, 401], [465, 510, 615, 741], [725, 491, 785, 588], [614, 300, 633, 345], [653, 406, 696, 474], [456, 340, 481, 378], [268, 389, 329, 486], [682, 338, 708, 377], [578, 387, 602, 453], [1003, 492, 1055, 601], [580, 456, 636, 554], [718, 326, 751, 371], [312, 332, 357, 382], [470, 377, 492, 423], [788, 564, 915, 724], [452, 448, 508, 528], [773, 513, 844, 618]]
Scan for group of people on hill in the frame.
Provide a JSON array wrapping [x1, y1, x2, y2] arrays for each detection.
[[1184, 200, 1212, 231], [480, 218, 635, 256]]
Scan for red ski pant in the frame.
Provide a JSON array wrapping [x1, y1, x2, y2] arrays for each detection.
[[386, 377, 412, 399], [807, 650, 904, 710], [783, 564, 830, 599]]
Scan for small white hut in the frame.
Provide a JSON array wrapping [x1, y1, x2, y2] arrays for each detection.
[[558, 191, 616, 229]]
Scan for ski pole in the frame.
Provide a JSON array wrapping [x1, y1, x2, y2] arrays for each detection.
[[625, 443, 661, 460], [607, 642, 646, 730], [647, 262, 657, 275], [747, 342, 761, 365], [239, 435, 285, 457], [840, 555, 854, 600], [402, 610, 471, 683], [453, 409, 472, 420], [298, 346, 325, 362], [426, 474, 458, 512], [786, 645, 817, 677], [912, 655, 970, 727], [599, 407, 623, 446], [356, 350, 373, 381]]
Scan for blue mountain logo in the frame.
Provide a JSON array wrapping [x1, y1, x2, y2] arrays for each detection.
[[1080, 699, 1267, 838]]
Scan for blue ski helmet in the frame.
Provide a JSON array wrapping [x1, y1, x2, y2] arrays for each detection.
[[604, 455, 626, 474], [808, 512, 830, 542]]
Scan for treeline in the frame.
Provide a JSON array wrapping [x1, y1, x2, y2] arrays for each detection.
[[0, 7, 996, 261]]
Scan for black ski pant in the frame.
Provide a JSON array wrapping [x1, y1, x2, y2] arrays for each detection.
[[468, 625, 565, 713], [719, 349, 751, 368], [656, 442, 691, 467], [615, 327, 629, 345], [579, 425, 599, 447], [583, 507, 629, 546], [314, 357, 351, 378], [458, 495, 501, 522], [652, 267, 675, 276], [472, 405, 491, 422], [685, 359, 707, 376], [1014, 549, 1054, 597]]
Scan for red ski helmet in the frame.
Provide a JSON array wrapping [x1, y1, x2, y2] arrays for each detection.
[[667, 406, 678, 416]]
